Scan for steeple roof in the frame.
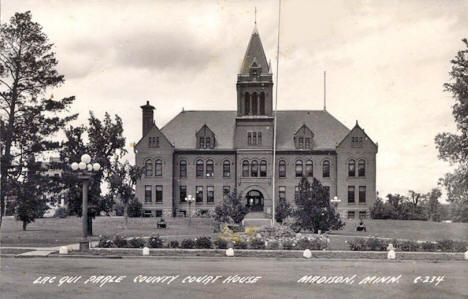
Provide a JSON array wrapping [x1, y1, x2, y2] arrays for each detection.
[[239, 27, 269, 74]]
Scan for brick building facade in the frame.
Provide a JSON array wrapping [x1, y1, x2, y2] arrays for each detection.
[[134, 26, 378, 220]]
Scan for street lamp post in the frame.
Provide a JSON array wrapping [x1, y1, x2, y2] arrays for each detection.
[[331, 196, 342, 213], [71, 154, 101, 251], [185, 194, 195, 224]]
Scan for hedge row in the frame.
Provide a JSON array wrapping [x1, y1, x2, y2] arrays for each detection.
[[347, 237, 468, 252]]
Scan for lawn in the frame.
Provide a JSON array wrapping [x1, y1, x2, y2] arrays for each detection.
[[0, 216, 215, 247], [1, 216, 467, 248], [330, 219, 468, 241]]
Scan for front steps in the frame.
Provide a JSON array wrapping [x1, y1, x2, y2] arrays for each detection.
[[243, 212, 272, 227]]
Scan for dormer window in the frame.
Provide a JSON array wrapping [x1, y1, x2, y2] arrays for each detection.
[[352, 136, 363, 148], [294, 125, 314, 149], [196, 125, 215, 149]]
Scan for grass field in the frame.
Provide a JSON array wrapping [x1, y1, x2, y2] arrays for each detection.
[[0, 216, 215, 247], [1, 216, 467, 248]]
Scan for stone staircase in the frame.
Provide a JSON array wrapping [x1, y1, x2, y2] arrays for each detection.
[[243, 212, 272, 227]]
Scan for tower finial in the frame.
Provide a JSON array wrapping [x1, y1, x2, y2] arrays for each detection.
[[255, 6, 257, 25]]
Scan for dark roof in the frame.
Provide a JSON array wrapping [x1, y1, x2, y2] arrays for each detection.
[[239, 28, 270, 74], [160, 110, 350, 150]]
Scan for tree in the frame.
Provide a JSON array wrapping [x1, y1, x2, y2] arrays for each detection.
[[435, 39, 468, 222], [108, 158, 143, 225], [275, 198, 291, 223], [60, 112, 126, 216], [214, 189, 249, 224], [127, 197, 142, 217], [0, 12, 77, 227], [292, 177, 344, 233], [370, 197, 397, 219]]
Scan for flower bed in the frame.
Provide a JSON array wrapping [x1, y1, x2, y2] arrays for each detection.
[[347, 237, 468, 252]]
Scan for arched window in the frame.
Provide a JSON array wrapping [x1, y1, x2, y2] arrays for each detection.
[[322, 160, 330, 178], [145, 159, 153, 177], [252, 92, 258, 115], [242, 160, 249, 177], [279, 160, 286, 178], [206, 159, 214, 177], [305, 160, 313, 177], [348, 159, 356, 177], [196, 159, 204, 178], [155, 160, 162, 176], [295, 160, 303, 177], [180, 160, 187, 178], [260, 160, 267, 177], [260, 92, 265, 115], [223, 160, 230, 177], [358, 159, 366, 177], [251, 160, 258, 177], [244, 92, 250, 115]]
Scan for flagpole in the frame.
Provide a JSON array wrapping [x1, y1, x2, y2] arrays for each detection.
[[271, 0, 281, 226]]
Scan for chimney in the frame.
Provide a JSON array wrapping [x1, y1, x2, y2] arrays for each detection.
[[140, 101, 155, 137]]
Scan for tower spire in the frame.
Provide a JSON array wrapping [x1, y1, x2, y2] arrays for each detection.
[[255, 6, 257, 25]]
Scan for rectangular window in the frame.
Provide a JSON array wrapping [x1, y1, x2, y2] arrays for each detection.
[[156, 137, 160, 148], [359, 186, 366, 203], [305, 138, 310, 149], [196, 186, 203, 203], [207, 186, 214, 203], [180, 186, 187, 202], [348, 186, 355, 204], [155, 185, 163, 203], [223, 186, 230, 200], [156, 210, 163, 217], [347, 211, 355, 219], [145, 185, 152, 203], [279, 186, 286, 201], [253, 132, 257, 145], [258, 132, 262, 145], [359, 211, 367, 219], [295, 186, 300, 200], [299, 137, 304, 148], [205, 137, 211, 149], [199, 137, 205, 149], [155, 161, 162, 177], [248, 132, 252, 145]]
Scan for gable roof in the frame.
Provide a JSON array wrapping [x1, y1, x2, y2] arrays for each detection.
[[239, 28, 270, 75], [336, 121, 378, 150], [160, 110, 350, 150]]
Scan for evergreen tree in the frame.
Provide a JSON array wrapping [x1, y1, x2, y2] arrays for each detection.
[[214, 189, 249, 224], [275, 198, 291, 223], [292, 177, 344, 233], [0, 12, 77, 227]]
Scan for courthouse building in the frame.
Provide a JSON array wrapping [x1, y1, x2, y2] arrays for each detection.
[[134, 26, 378, 220]]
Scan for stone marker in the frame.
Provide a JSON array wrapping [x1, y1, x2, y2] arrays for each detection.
[[303, 249, 312, 259], [226, 248, 234, 257], [387, 243, 396, 260], [142, 247, 150, 256], [464, 250, 468, 260], [59, 246, 68, 255]]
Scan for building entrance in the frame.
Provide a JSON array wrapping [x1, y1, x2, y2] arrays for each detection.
[[246, 190, 264, 212]]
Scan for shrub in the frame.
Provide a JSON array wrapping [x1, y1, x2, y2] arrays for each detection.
[[266, 240, 279, 250], [97, 235, 113, 248], [214, 238, 228, 249], [147, 235, 164, 248], [281, 239, 295, 250], [112, 235, 128, 248], [453, 241, 467, 252], [195, 237, 213, 249], [295, 238, 312, 250], [249, 238, 266, 249], [309, 238, 327, 250], [181, 239, 195, 249], [128, 237, 146, 248], [127, 198, 142, 217], [54, 207, 68, 218], [168, 240, 179, 248], [348, 238, 366, 251], [234, 240, 248, 249], [421, 241, 437, 252], [366, 237, 388, 251], [437, 240, 454, 252], [399, 240, 418, 252]]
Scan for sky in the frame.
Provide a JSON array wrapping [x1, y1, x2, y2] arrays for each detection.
[[2, 0, 467, 199]]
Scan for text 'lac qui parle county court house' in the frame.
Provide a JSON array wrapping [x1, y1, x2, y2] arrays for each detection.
[[134, 25, 378, 221]]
